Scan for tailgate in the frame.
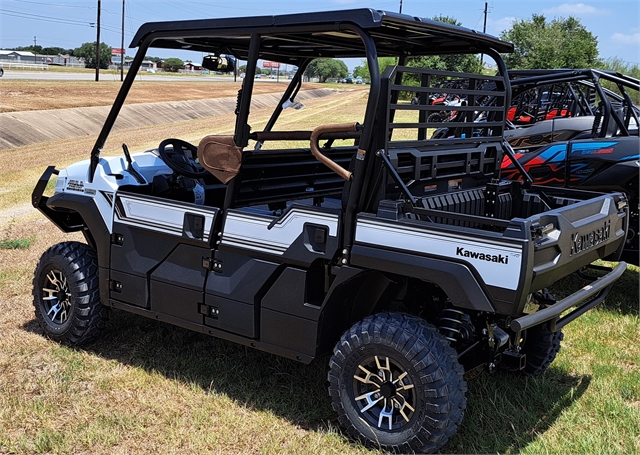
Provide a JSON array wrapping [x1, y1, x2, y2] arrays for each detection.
[[527, 192, 628, 291]]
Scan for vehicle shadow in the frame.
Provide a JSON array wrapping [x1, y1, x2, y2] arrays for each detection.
[[23, 308, 593, 454], [444, 370, 590, 453], [84, 310, 336, 432]]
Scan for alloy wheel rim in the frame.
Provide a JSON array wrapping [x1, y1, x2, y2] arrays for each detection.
[[352, 355, 416, 431], [42, 269, 71, 325]]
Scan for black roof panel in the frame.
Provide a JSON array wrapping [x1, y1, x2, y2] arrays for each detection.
[[130, 8, 513, 62]]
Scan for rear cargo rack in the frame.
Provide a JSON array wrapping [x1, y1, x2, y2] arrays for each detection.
[[383, 66, 508, 149]]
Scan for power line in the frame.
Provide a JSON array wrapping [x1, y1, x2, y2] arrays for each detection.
[[0, 8, 134, 36], [156, 0, 210, 17], [6, 1, 145, 24], [0, 8, 94, 26], [8, 0, 144, 19], [7, 0, 93, 9], [127, 0, 175, 21]]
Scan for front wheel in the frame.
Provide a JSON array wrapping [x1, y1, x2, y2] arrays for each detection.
[[33, 241, 109, 345], [328, 313, 467, 454]]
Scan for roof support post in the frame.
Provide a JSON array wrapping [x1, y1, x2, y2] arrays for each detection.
[[89, 37, 151, 182], [234, 33, 261, 148], [341, 26, 379, 252]]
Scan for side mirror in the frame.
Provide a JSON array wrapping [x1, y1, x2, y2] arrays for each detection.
[[202, 55, 235, 73]]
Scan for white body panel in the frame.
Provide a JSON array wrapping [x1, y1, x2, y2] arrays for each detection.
[[222, 208, 339, 255], [53, 150, 172, 233], [356, 218, 523, 290]]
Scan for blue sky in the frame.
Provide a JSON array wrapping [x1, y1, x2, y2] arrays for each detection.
[[1, 0, 638, 67]]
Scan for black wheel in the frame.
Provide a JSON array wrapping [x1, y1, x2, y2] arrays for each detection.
[[328, 313, 467, 454], [427, 112, 445, 123], [517, 323, 564, 376], [32, 241, 108, 345]]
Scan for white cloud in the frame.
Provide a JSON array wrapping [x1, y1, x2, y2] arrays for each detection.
[[543, 3, 605, 16], [486, 16, 516, 35], [611, 33, 640, 45]]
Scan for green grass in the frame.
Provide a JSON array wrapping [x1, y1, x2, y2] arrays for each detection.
[[0, 88, 638, 453], [1, 263, 636, 454], [0, 218, 36, 250], [0, 237, 36, 250]]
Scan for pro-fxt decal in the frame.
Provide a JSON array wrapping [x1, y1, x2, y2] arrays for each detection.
[[67, 180, 85, 192]]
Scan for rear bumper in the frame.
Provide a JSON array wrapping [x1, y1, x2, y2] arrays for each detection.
[[510, 261, 627, 332]]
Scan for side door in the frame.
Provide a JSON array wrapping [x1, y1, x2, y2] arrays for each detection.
[[109, 191, 219, 327], [220, 204, 341, 265], [199, 203, 342, 353]]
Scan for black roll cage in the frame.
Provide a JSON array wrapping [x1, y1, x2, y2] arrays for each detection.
[[86, 9, 515, 249], [508, 69, 640, 134], [88, 8, 513, 184]]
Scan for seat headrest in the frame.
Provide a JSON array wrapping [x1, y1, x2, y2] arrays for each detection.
[[197, 135, 242, 184]]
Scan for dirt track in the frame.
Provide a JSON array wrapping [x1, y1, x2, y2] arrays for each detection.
[[0, 80, 326, 113]]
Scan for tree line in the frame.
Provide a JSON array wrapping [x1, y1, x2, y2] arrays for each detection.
[[6, 42, 182, 70], [7, 42, 113, 68], [305, 14, 638, 81]]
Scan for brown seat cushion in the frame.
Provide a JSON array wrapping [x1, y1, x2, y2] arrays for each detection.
[[197, 135, 242, 184]]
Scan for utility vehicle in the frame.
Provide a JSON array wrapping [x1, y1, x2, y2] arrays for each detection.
[[32, 9, 629, 453], [502, 69, 639, 152], [499, 69, 639, 264], [430, 69, 639, 265]]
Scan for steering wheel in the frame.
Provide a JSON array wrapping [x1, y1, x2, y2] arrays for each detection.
[[158, 138, 209, 179]]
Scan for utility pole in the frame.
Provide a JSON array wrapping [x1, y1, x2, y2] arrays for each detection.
[[33, 36, 37, 63], [480, 1, 488, 66], [399, 0, 403, 14], [95, 0, 101, 82], [483, 2, 488, 34], [120, 0, 125, 81]]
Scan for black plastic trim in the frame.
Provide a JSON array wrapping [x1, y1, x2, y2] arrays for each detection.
[[109, 299, 315, 363], [43, 192, 111, 268], [350, 244, 495, 312]]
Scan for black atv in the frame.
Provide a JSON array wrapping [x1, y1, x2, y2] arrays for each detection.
[[500, 70, 639, 264], [433, 69, 639, 264], [503, 69, 639, 152]]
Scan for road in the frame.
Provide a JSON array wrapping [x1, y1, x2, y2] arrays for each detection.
[[0, 70, 280, 82]]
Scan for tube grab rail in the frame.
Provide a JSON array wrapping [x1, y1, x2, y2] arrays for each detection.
[[310, 122, 361, 181]]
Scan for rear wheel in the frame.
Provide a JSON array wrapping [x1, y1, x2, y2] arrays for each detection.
[[33, 241, 108, 345], [518, 323, 563, 376], [328, 313, 467, 454]]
